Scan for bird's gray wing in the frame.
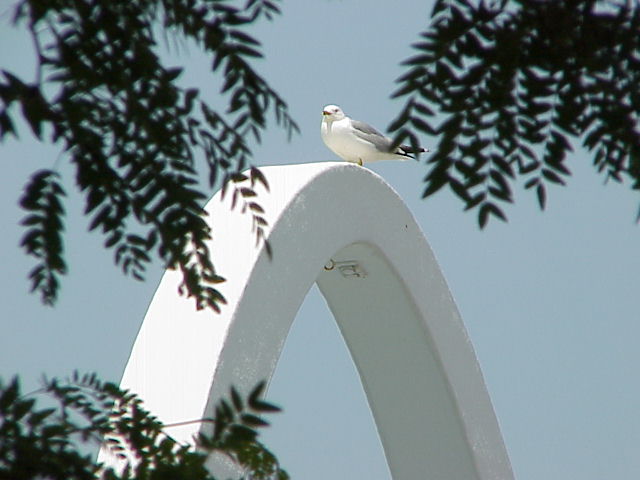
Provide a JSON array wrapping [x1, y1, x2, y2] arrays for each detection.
[[350, 119, 394, 153]]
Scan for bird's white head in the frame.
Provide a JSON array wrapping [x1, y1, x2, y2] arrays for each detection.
[[322, 104, 346, 121]]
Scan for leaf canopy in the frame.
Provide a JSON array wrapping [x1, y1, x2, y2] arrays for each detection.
[[1, 0, 298, 308], [391, 0, 640, 226]]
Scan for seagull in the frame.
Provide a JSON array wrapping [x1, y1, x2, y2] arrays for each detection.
[[321, 104, 428, 166]]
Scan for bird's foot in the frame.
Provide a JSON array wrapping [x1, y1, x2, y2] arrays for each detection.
[[357, 158, 363, 166]]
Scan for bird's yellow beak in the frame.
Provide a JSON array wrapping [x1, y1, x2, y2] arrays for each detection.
[[322, 110, 330, 116]]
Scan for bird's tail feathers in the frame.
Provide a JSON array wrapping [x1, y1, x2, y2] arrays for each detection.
[[396, 145, 430, 159]]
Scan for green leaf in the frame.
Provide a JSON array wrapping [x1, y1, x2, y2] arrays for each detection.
[[229, 424, 257, 443], [251, 399, 281, 413], [27, 407, 55, 427], [241, 413, 269, 428], [248, 380, 266, 408], [230, 30, 261, 46], [0, 378, 19, 410], [478, 202, 507, 229], [231, 386, 243, 412], [13, 398, 35, 420], [235, 44, 263, 58], [542, 168, 566, 185], [165, 67, 183, 81], [411, 116, 437, 135], [0, 109, 16, 138], [250, 167, 269, 191], [536, 183, 546, 210]]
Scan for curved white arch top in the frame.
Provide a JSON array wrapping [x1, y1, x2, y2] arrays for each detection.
[[106, 162, 513, 480]]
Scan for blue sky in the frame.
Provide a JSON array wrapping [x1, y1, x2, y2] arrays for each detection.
[[2, 1, 640, 479]]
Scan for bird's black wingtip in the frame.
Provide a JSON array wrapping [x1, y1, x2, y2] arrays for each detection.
[[398, 145, 430, 158]]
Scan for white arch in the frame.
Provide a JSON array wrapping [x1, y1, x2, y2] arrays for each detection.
[[106, 162, 513, 480]]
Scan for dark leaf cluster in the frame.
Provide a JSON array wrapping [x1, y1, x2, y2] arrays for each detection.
[[390, 0, 640, 227], [220, 166, 272, 258], [0, 372, 287, 480], [198, 382, 286, 480], [19, 169, 67, 305], [1, 0, 298, 308]]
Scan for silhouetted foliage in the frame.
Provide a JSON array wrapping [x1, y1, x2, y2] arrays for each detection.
[[391, 0, 640, 227], [0, 373, 287, 480], [0, 0, 297, 308], [6, 0, 640, 309]]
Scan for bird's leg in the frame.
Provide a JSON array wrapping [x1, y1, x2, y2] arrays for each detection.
[[357, 158, 363, 166]]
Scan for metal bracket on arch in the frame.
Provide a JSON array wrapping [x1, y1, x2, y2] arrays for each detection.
[[324, 259, 367, 279]]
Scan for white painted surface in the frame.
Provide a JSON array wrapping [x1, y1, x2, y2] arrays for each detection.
[[101, 162, 513, 480]]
